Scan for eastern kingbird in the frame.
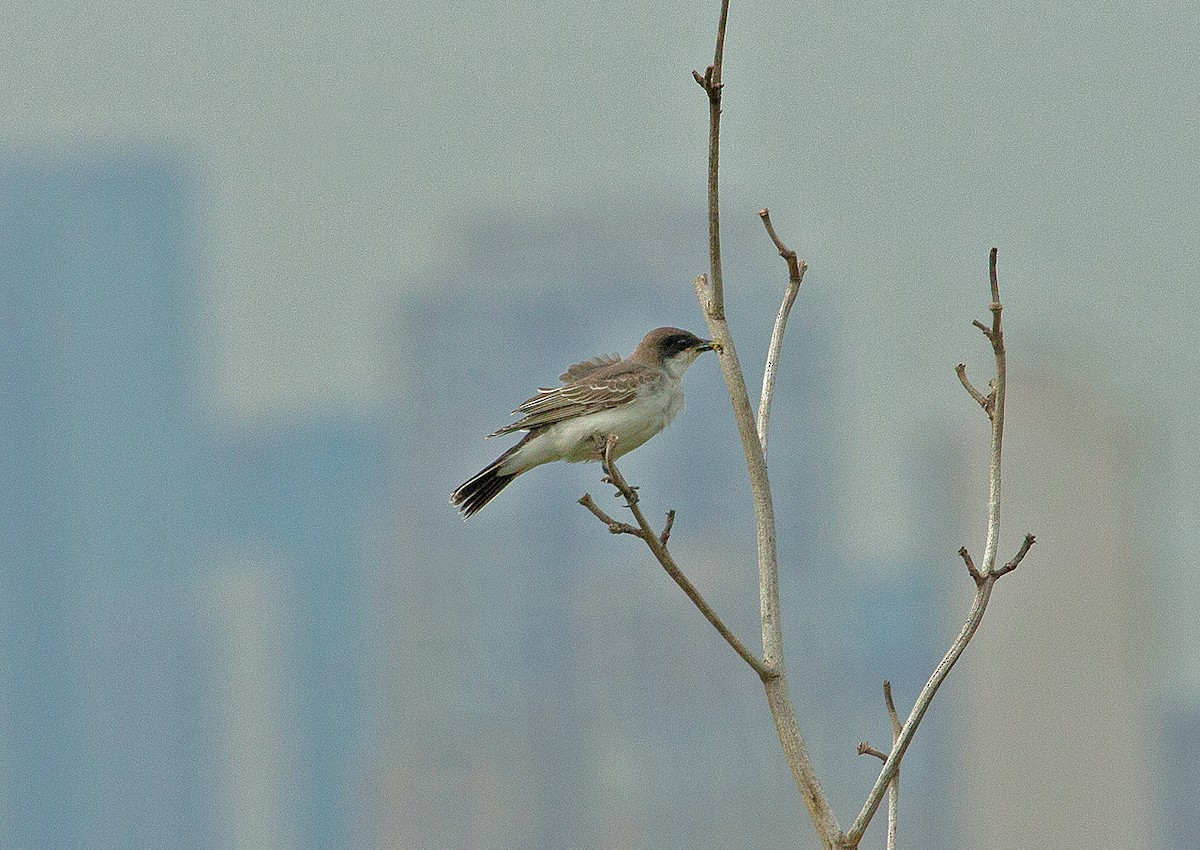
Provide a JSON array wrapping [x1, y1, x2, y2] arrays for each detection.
[[451, 327, 718, 518]]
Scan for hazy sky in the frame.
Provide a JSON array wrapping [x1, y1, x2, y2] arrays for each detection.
[[5, 3, 1199, 847], [5, 0, 1197, 688], [5, 1, 1196, 408], [4, 0, 1195, 672]]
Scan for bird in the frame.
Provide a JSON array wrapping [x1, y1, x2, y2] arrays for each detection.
[[451, 327, 719, 518]]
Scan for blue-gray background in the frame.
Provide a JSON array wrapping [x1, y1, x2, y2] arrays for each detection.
[[3, 2, 1195, 848]]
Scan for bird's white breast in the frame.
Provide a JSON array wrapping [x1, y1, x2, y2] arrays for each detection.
[[503, 377, 685, 473]]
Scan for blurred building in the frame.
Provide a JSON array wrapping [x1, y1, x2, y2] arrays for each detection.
[[955, 374, 1161, 845], [5, 161, 1173, 849], [1, 161, 213, 849], [1, 161, 386, 850]]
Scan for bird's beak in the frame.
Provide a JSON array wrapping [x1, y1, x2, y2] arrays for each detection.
[[697, 339, 722, 353]]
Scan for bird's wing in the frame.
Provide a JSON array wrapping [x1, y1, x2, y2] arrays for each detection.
[[559, 353, 621, 383], [488, 362, 655, 436]]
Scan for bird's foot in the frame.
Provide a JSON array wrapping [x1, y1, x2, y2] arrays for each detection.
[[593, 433, 617, 474]]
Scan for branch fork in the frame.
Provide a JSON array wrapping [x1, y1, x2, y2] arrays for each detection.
[[691, 65, 723, 98], [857, 682, 902, 850], [580, 435, 771, 680], [578, 0, 1037, 844]]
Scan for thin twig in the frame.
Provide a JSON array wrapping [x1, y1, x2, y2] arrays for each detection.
[[883, 681, 901, 738], [581, 437, 771, 679], [958, 546, 982, 584], [691, 0, 732, 318], [660, 510, 676, 547], [858, 743, 887, 761], [978, 247, 1007, 578], [955, 363, 991, 416], [758, 208, 804, 278], [757, 209, 807, 459], [579, 493, 640, 536], [854, 680, 902, 850], [691, 2, 839, 842], [846, 248, 1034, 846], [883, 681, 900, 850], [995, 532, 1036, 578], [697, 273, 841, 843]]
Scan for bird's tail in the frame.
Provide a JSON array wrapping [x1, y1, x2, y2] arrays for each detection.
[[450, 440, 527, 518]]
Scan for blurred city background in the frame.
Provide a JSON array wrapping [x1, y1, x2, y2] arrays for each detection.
[[3, 2, 1196, 848]]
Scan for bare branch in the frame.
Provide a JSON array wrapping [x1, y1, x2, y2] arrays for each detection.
[[758, 208, 805, 279], [849, 578, 992, 844], [580, 438, 771, 680], [988, 245, 1001, 313], [690, 4, 840, 843], [858, 743, 887, 761], [855, 682, 902, 850], [578, 493, 640, 536], [693, 274, 714, 317], [756, 209, 807, 459], [955, 363, 992, 417], [692, 0, 732, 318], [994, 532, 1036, 578], [958, 546, 982, 584], [846, 248, 1033, 846], [693, 150, 842, 850], [882, 681, 900, 850], [659, 510, 676, 547], [979, 247, 1008, 577], [971, 318, 994, 340], [883, 680, 900, 738]]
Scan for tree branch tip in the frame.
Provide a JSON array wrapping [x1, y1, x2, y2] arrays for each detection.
[[691, 64, 721, 95], [958, 546, 982, 582], [659, 510, 677, 546], [858, 743, 888, 761], [988, 248, 1001, 302], [995, 533, 1037, 576], [956, 364, 991, 412], [579, 493, 607, 517], [883, 681, 901, 737]]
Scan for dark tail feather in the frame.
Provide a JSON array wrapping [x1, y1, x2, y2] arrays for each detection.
[[451, 444, 523, 518]]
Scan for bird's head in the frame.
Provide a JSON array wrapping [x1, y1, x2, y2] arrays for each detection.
[[633, 327, 720, 378]]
